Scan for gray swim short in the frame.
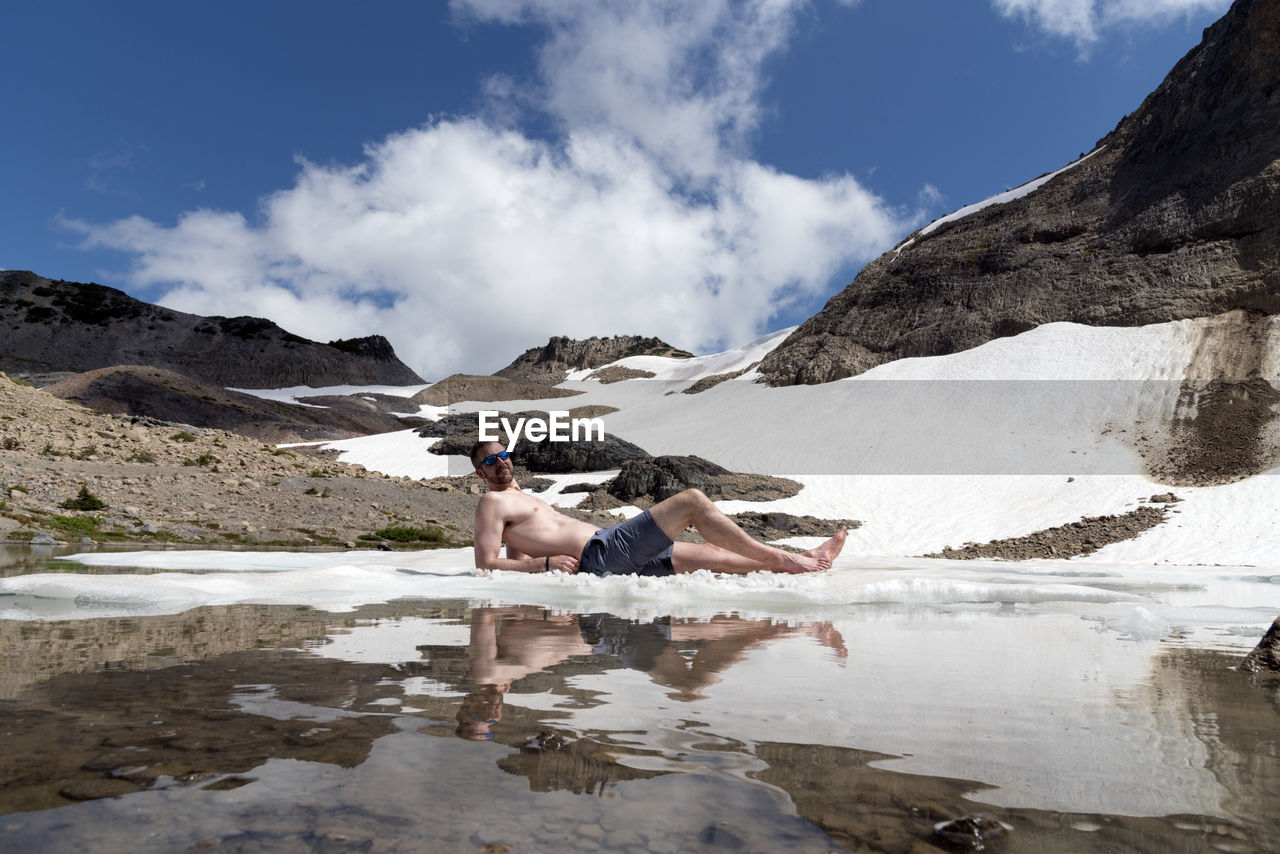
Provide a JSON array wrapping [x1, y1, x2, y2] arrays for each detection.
[[578, 510, 675, 577]]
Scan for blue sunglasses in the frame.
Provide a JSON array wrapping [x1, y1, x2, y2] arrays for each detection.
[[481, 450, 512, 466]]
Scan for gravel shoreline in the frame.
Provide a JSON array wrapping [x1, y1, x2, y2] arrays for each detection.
[[0, 374, 480, 549]]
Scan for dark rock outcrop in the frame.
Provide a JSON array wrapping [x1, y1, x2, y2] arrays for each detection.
[[681, 363, 759, 395], [1241, 617, 1280, 674], [587, 366, 656, 383], [727, 511, 861, 541], [758, 0, 1280, 386], [606, 456, 802, 504], [1124, 310, 1280, 486], [44, 366, 416, 443], [507, 437, 650, 474], [0, 272, 424, 388], [418, 410, 649, 473], [921, 505, 1168, 561], [496, 335, 693, 384], [1150, 375, 1280, 485], [564, 488, 630, 512]]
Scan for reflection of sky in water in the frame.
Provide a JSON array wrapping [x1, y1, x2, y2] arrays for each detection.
[[3, 548, 1280, 851], [306, 617, 473, 663], [289, 607, 1274, 819], [551, 616, 1209, 816]]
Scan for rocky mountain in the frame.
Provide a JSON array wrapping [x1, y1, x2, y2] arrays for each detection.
[[496, 335, 693, 384], [412, 374, 582, 407], [758, 0, 1279, 385], [0, 271, 424, 388], [44, 366, 421, 443]]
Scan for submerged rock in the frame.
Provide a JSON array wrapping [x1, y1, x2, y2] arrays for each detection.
[[60, 778, 145, 801], [525, 730, 570, 752], [697, 822, 746, 848], [933, 814, 1012, 849]]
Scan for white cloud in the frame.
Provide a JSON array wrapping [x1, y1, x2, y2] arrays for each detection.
[[992, 0, 1231, 52], [514, 0, 797, 180], [84, 143, 143, 197], [917, 183, 945, 209], [73, 0, 910, 378]]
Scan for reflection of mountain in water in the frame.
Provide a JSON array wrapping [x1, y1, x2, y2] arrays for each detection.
[[0, 600, 475, 699], [4, 605, 1280, 854], [1125, 647, 1280, 836], [1, 648, 402, 813], [0, 608, 831, 816], [0, 604, 338, 699], [752, 739, 1278, 854], [759, 644, 1280, 853]]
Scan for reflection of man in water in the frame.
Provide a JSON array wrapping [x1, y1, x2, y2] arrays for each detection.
[[456, 607, 592, 740], [455, 607, 845, 739], [470, 441, 847, 576], [579, 613, 846, 702]]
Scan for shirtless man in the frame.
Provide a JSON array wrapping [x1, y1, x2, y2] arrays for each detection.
[[470, 440, 846, 576]]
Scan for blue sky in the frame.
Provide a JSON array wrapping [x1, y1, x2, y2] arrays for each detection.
[[2, 0, 1231, 378]]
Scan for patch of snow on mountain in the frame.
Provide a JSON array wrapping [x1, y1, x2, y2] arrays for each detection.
[[564, 328, 794, 384], [230, 383, 433, 405], [913, 146, 1105, 241]]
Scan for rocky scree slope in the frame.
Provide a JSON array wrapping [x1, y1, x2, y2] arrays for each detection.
[[412, 374, 582, 407], [758, 0, 1280, 386], [45, 366, 422, 443], [0, 271, 424, 388], [0, 374, 476, 547]]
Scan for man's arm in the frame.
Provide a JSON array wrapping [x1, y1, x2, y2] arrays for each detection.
[[473, 495, 562, 572]]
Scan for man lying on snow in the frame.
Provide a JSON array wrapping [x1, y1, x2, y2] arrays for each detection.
[[470, 440, 846, 576]]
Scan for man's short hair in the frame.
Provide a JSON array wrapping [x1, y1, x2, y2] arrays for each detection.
[[470, 440, 505, 468]]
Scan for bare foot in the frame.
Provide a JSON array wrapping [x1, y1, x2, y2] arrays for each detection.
[[774, 552, 829, 574], [804, 526, 848, 565]]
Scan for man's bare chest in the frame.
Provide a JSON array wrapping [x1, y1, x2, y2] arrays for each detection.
[[499, 494, 560, 529]]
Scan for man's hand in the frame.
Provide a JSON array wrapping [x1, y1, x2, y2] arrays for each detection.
[[546, 555, 579, 574]]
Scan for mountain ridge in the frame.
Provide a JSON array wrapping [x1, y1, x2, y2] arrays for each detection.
[[44, 366, 422, 443], [757, 0, 1279, 386], [496, 335, 693, 384], [0, 270, 424, 388]]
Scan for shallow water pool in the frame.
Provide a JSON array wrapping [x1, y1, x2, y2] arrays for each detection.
[[1, 545, 1279, 852]]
